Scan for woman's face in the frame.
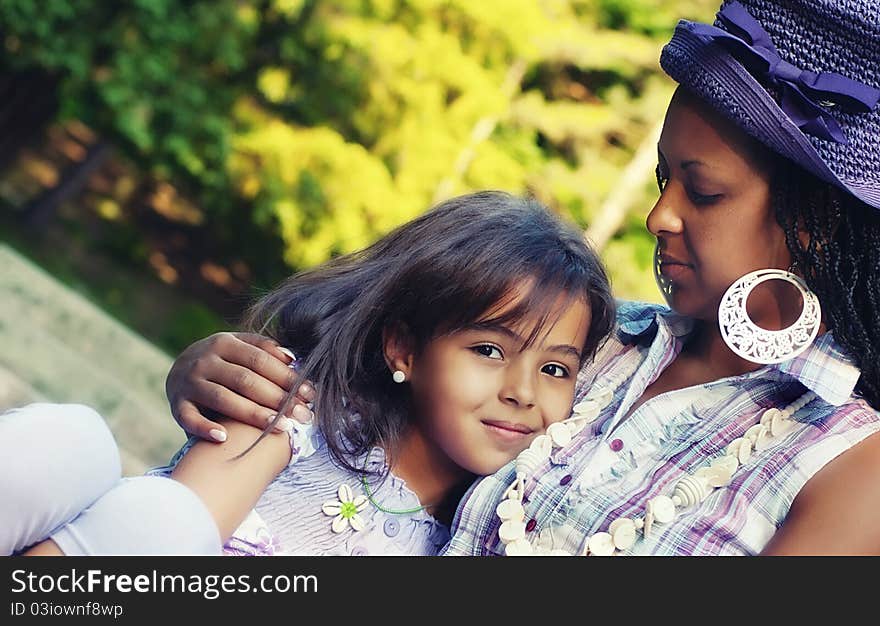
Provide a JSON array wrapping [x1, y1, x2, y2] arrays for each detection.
[[648, 89, 793, 322]]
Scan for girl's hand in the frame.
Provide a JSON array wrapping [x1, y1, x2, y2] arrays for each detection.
[[165, 332, 315, 442]]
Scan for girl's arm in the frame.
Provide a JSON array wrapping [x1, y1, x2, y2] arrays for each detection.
[[170, 420, 292, 542], [761, 430, 880, 555]]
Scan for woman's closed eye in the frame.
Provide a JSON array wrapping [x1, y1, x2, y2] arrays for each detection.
[[471, 344, 503, 360], [541, 363, 570, 378], [687, 188, 723, 206]]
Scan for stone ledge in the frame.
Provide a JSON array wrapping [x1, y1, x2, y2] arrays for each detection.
[[0, 244, 186, 474]]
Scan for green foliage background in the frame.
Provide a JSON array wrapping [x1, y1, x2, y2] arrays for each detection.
[[1, 0, 718, 341]]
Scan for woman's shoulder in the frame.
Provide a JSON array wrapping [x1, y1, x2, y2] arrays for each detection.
[[799, 394, 880, 437], [762, 399, 880, 554], [780, 394, 880, 492]]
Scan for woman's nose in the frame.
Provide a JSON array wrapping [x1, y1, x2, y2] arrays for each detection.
[[646, 186, 684, 237]]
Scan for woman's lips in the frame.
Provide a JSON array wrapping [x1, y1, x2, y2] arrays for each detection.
[[481, 420, 533, 441], [658, 255, 693, 281]]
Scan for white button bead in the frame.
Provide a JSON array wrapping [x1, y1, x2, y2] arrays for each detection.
[[711, 454, 739, 476], [591, 388, 614, 407], [565, 419, 586, 437], [650, 495, 676, 524], [571, 400, 600, 422], [612, 523, 637, 551], [770, 412, 794, 437], [499, 520, 527, 543], [633, 517, 644, 530], [608, 518, 635, 535], [744, 424, 764, 444], [754, 424, 773, 451], [496, 499, 525, 522], [760, 408, 781, 427], [504, 538, 534, 556], [547, 422, 571, 447], [588, 532, 616, 556], [529, 434, 553, 455], [515, 449, 545, 477], [695, 465, 732, 488], [673, 474, 710, 507], [725, 438, 745, 457], [737, 438, 753, 464]]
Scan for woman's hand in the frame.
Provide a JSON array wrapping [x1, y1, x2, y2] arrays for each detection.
[[165, 332, 315, 442]]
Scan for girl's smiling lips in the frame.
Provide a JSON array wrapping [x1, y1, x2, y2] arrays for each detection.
[[481, 419, 535, 440]]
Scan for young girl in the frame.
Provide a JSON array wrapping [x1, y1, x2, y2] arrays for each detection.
[[4, 191, 614, 556]]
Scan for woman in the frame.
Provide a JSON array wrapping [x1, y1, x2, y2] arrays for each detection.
[[166, 0, 880, 555]]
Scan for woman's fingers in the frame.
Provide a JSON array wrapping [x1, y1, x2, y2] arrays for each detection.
[[165, 331, 316, 441], [207, 334, 316, 422], [204, 359, 291, 416], [208, 334, 299, 393], [225, 333, 294, 369], [174, 399, 229, 443], [194, 379, 296, 431]]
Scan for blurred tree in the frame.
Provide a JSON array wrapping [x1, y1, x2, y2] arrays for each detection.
[[1, 0, 719, 311]]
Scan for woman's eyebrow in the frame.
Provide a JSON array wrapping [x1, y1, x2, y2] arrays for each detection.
[[658, 147, 711, 171], [463, 323, 582, 360]]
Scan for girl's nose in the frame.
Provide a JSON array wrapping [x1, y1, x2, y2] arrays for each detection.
[[500, 362, 536, 410]]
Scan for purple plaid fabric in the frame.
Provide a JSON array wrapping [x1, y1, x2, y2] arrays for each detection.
[[443, 301, 880, 556]]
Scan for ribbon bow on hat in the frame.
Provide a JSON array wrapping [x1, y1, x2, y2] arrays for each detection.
[[688, 1, 880, 143]]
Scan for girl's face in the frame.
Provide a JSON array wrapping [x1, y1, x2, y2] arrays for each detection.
[[648, 89, 793, 322], [406, 292, 591, 476]]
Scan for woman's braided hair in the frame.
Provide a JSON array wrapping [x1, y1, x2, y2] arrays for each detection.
[[772, 162, 880, 410]]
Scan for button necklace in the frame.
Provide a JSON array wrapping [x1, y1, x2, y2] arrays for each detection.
[[496, 387, 816, 556]]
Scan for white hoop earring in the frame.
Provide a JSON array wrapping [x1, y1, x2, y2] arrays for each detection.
[[718, 269, 821, 364], [392, 370, 406, 384]]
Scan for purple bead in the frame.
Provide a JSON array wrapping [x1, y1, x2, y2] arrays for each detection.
[[610, 438, 624, 452], [559, 474, 573, 486], [383, 519, 400, 538], [525, 519, 537, 533]]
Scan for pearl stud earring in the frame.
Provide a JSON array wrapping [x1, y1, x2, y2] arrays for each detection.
[[392, 370, 406, 383]]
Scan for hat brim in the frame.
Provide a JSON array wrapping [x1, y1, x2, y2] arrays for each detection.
[[661, 22, 880, 209]]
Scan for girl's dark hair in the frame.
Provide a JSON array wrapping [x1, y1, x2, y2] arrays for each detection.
[[244, 191, 615, 475], [772, 162, 880, 409]]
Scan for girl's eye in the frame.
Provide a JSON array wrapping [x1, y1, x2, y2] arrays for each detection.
[[472, 344, 503, 360], [542, 363, 569, 378]]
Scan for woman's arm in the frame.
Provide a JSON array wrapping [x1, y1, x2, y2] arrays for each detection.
[[761, 430, 880, 555], [170, 420, 292, 542]]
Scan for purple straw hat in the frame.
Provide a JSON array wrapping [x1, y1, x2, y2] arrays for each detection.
[[660, 0, 880, 209]]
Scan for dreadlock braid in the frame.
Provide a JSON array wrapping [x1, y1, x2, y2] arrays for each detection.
[[773, 163, 880, 409]]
